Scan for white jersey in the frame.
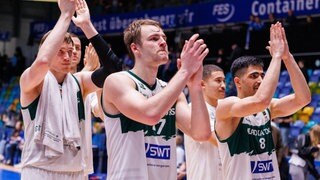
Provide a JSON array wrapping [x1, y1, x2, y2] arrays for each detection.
[[216, 109, 280, 180], [103, 71, 177, 180], [184, 103, 222, 180], [20, 73, 85, 173], [82, 93, 96, 176]]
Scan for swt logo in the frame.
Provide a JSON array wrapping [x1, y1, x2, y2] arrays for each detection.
[[251, 160, 274, 173], [145, 143, 171, 160]]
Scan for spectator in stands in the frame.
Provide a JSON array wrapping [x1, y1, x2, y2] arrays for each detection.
[[177, 161, 187, 180], [248, 15, 265, 31], [0, 114, 4, 138], [268, 13, 278, 24], [4, 121, 24, 166], [271, 121, 290, 179], [215, 48, 228, 73], [19, 0, 121, 179], [0, 54, 12, 84], [265, 13, 278, 28], [227, 43, 243, 66], [274, 115, 293, 153], [285, 9, 298, 27], [176, 133, 185, 168], [0, 112, 11, 161], [11, 46, 26, 76], [289, 124, 320, 180]]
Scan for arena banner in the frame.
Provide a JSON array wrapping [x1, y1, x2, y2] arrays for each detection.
[[30, 0, 320, 39]]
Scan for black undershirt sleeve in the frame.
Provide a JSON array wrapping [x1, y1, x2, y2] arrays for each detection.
[[89, 34, 123, 88]]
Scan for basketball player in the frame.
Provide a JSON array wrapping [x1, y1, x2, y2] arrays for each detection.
[[19, 0, 120, 179], [215, 22, 311, 179], [101, 19, 211, 179], [184, 64, 225, 180]]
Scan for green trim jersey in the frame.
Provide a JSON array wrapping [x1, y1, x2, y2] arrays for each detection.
[[216, 109, 280, 180], [20, 73, 85, 172], [184, 103, 222, 180], [103, 71, 177, 180]]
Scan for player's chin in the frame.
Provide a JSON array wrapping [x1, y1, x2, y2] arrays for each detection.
[[218, 92, 225, 99], [61, 67, 71, 73], [159, 56, 169, 63]]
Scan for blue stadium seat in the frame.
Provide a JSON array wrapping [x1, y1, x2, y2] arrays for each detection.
[[310, 69, 320, 83]]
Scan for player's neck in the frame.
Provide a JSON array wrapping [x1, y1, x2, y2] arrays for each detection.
[[70, 67, 77, 74], [131, 66, 158, 86], [204, 96, 218, 107], [49, 69, 67, 84]]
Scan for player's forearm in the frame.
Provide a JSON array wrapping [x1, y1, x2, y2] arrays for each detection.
[[144, 69, 191, 123], [283, 54, 311, 105], [37, 14, 72, 63], [188, 86, 211, 141], [90, 34, 122, 88], [79, 21, 98, 39], [254, 56, 282, 106]]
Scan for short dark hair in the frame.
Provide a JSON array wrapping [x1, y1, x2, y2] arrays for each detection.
[[39, 30, 73, 48], [203, 64, 223, 80], [231, 56, 264, 78]]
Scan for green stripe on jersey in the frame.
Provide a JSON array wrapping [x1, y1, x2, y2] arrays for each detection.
[[226, 110, 275, 156], [119, 106, 176, 141]]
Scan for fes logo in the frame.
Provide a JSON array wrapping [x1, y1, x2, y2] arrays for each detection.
[[212, 3, 235, 22]]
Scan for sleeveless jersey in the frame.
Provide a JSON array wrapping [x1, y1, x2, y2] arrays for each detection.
[[20, 73, 85, 172], [103, 71, 177, 180], [216, 109, 280, 180], [184, 103, 222, 180]]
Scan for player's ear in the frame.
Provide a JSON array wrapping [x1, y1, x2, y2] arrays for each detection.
[[201, 80, 205, 89], [234, 77, 241, 89], [130, 43, 138, 52]]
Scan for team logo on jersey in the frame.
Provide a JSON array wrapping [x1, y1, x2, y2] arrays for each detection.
[[145, 143, 171, 160], [138, 82, 146, 90], [251, 160, 274, 173]]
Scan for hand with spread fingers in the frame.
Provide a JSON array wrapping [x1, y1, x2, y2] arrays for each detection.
[[82, 43, 100, 71], [72, 0, 91, 29], [58, 0, 75, 17], [179, 34, 209, 79]]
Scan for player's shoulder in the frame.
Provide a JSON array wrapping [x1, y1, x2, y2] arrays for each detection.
[[219, 96, 240, 103], [105, 71, 135, 88]]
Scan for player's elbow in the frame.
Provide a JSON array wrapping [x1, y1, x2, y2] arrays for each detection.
[[143, 113, 163, 126], [254, 95, 272, 110], [36, 56, 50, 66], [191, 130, 211, 142], [298, 91, 311, 107]]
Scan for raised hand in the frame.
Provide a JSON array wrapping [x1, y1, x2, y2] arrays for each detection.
[[267, 22, 285, 59], [187, 65, 203, 88], [82, 43, 100, 71], [58, 0, 75, 17], [179, 34, 209, 78], [72, 0, 90, 28], [280, 26, 291, 60]]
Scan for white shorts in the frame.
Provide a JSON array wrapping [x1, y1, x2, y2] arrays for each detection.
[[21, 166, 86, 180]]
